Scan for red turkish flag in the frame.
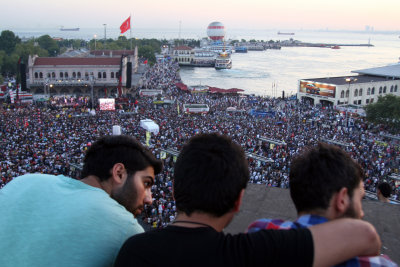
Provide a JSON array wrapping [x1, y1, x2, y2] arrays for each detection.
[[120, 16, 131, 34]]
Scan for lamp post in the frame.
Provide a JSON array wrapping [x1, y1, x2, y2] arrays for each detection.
[[49, 84, 53, 97], [344, 77, 358, 126], [44, 78, 49, 96], [103, 24, 107, 48]]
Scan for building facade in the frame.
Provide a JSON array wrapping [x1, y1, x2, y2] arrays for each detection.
[[298, 64, 400, 107], [172, 45, 194, 66], [27, 49, 138, 97]]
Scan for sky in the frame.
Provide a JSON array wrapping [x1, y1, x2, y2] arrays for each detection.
[[2, 0, 399, 32]]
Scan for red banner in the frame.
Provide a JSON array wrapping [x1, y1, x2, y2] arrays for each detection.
[[120, 16, 131, 34]]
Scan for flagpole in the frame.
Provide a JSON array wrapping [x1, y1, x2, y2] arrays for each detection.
[[130, 14, 132, 50]]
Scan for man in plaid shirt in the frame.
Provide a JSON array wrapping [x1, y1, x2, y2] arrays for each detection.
[[247, 143, 397, 267]]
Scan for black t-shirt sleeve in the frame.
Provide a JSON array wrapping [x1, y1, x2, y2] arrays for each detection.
[[114, 233, 154, 267], [232, 227, 314, 267], [115, 227, 314, 267]]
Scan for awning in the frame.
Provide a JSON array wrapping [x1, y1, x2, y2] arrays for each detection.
[[175, 82, 188, 91]]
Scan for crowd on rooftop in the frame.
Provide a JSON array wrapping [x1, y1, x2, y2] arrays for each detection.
[[1, 60, 399, 229]]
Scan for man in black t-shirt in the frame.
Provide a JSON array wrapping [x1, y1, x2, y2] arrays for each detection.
[[115, 133, 381, 267]]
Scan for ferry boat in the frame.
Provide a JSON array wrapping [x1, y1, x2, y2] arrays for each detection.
[[202, 44, 233, 54], [190, 49, 216, 67], [215, 52, 232, 70], [60, 27, 80, 31], [234, 46, 248, 53]]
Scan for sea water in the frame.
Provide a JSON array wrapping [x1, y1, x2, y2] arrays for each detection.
[[5, 27, 400, 96]]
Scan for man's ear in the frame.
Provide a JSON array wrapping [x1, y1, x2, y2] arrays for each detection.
[[334, 187, 350, 215], [111, 163, 126, 184], [233, 189, 245, 212]]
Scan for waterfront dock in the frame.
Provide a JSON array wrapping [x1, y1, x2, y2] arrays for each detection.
[[282, 41, 374, 48]]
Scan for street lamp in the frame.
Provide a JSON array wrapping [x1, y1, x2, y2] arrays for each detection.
[[44, 78, 49, 96], [103, 24, 107, 48]]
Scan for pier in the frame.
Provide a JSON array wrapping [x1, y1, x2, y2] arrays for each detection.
[[281, 41, 374, 48]]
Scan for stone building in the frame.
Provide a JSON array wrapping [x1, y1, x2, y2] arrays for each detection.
[[27, 49, 138, 97], [172, 45, 194, 66], [298, 64, 400, 107]]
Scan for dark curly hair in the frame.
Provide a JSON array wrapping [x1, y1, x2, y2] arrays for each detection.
[[81, 135, 162, 181]]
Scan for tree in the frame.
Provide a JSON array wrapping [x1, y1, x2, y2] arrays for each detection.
[[0, 50, 5, 72], [0, 30, 21, 54], [14, 42, 48, 64], [37, 35, 59, 56], [365, 94, 400, 131], [138, 45, 156, 65], [2, 53, 20, 76]]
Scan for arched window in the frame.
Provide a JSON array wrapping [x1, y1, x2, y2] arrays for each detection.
[[98, 72, 102, 79], [379, 87, 382, 94], [371, 87, 375, 94], [34, 72, 38, 78], [52, 72, 55, 78], [346, 90, 349, 97], [47, 73, 50, 78], [383, 86, 387, 93], [340, 90, 344, 98], [77, 72, 81, 78], [111, 72, 114, 79], [367, 88, 370, 95], [395, 85, 398, 92], [354, 89, 358, 97], [103, 72, 106, 78], [60, 72, 63, 78], [72, 72, 76, 78], [390, 85, 393, 92], [65, 72, 68, 78], [359, 88, 363, 96]]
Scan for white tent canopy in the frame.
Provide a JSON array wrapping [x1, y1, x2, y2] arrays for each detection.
[[140, 119, 159, 135]]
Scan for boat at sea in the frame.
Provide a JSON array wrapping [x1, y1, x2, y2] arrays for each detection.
[[215, 52, 232, 70], [60, 26, 80, 31], [234, 46, 248, 53], [277, 31, 295, 35], [202, 44, 233, 54], [190, 49, 216, 67]]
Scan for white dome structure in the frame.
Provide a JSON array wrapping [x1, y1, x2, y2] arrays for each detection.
[[207, 21, 225, 41]]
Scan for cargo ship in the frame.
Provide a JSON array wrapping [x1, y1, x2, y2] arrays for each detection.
[[60, 27, 80, 31], [277, 31, 294, 35]]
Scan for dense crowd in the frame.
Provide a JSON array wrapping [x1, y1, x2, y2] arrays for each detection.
[[1, 60, 399, 229]]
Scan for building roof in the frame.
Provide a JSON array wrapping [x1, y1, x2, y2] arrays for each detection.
[[173, 45, 193, 50], [302, 75, 393, 85], [352, 64, 400, 78], [34, 57, 121, 66]]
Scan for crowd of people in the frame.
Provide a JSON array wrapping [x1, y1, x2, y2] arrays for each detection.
[[1, 60, 399, 229]]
